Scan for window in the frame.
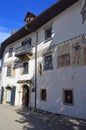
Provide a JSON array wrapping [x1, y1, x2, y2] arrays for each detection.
[[44, 55, 53, 70], [63, 89, 74, 105], [40, 89, 46, 101], [22, 38, 31, 46], [8, 47, 13, 57], [23, 62, 28, 74], [45, 26, 52, 40], [7, 66, 11, 76]]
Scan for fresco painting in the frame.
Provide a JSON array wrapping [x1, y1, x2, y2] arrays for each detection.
[[58, 43, 70, 67]]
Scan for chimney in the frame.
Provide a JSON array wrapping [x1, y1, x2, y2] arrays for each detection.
[[11, 30, 16, 35], [24, 12, 36, 23]]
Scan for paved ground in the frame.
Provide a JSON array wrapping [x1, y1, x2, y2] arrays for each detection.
[[0, 105, 86, 130]]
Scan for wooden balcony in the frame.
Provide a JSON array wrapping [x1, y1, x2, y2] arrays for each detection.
[[15, 45, 33, 59]]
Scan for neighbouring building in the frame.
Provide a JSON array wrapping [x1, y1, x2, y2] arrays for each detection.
[[0, 67, 2, 103], [0, 0, 86, 120]]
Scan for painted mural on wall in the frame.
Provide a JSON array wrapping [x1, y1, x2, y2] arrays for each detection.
[[84, 45, 86, 65], [58, 54, 70, 67], [71, 41, 84, 66], [58, 43, 70, 67], [58, 35, 86, 67]]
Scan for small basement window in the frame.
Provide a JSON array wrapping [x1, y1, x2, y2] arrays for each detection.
[[40, 89, 46, 101], [63, 89, 74, 105]]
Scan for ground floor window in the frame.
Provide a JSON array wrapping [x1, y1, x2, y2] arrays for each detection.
[[40, 89, 46, 101], [63, 89, 74, 105]]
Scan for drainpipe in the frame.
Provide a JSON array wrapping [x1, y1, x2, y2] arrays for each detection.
[[25, 25, 38, 111], [34, 31, 38, 111]]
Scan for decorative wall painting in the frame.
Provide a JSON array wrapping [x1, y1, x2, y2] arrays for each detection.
[[71, 41, 83, 66], [58, 43, 70, 67], [84, 45, 86, 65]]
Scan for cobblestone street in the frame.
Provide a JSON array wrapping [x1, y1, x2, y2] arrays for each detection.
[[0, 104, 86, 130]]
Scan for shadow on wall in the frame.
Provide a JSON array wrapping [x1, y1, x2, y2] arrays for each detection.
[[15, 108, 86, 130]]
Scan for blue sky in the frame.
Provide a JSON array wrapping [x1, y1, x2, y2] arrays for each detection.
[[0, 0, 57, 44]]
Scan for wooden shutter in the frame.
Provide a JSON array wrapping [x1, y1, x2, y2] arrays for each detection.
[[11, 66, 15, 78], [20, 63, 24, 75]]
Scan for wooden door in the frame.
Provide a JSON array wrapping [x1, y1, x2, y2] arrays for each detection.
[[22, 86, 29, 107]]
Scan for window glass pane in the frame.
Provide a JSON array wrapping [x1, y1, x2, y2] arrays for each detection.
[[23, 63, 28, 74], [44, 55, 52, 70], [41, 89, 46, 101], [22, 38, 31, 46], [9, 47, 13, 57], [7, 66, 11, 76], [45, 27, 52, 40]]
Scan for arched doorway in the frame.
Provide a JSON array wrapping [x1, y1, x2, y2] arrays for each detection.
[[22, 85, 29, 107], [6, 87, 11, 104]]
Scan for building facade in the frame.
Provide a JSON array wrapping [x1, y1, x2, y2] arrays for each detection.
[[0, 0, 86, 120]]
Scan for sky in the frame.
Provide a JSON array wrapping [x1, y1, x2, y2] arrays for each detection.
[[0, 0, 57, 44]]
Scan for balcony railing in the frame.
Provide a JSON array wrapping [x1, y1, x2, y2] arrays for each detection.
[[15, 45, 33, 57]]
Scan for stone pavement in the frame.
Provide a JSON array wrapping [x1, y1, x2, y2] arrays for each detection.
[[0, 104, 86, 130]]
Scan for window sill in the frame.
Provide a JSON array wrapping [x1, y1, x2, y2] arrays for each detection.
[[44, 37, 53, 43], [8, 55, 13, 58], [40, 99, 46, 102], [63, 102, 74, 106], [6, 75, 11, 77], [22, 73, 29, 75], [44, 68, 53, 71]]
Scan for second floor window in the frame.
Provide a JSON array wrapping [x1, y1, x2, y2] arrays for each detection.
[[45, 26, 52, 41], [22, 38, 31, 46], [7, 66, 11, 76], [8, 47, 13, 57], [23, 62, 28, 74], [44, 54, 53, 70]]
